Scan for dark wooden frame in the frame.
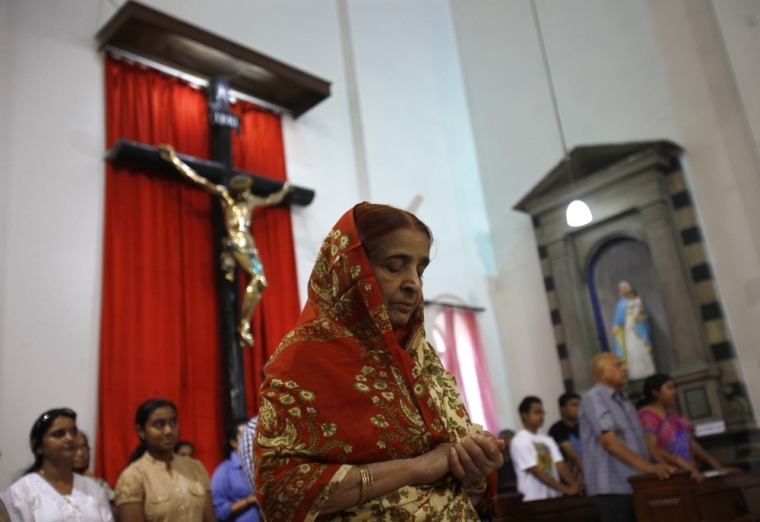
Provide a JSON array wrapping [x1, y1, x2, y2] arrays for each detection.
[[106, 139, 315, 206], [96, 1, 331, 117]]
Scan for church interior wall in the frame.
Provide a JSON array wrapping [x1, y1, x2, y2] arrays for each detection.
[[1, 0, 758, 490], [450, 0, 760, 427], [0, 0, 515, 487], [713, 0, 760, 155], [344, 0, 515, 432], [0, 0, 10, 418], [648, 0, 760, 417], [0, 0, 108, 489], [0, 0, 11, 483]]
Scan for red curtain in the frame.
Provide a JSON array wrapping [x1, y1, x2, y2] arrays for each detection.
[[96, 55, 300, 484]]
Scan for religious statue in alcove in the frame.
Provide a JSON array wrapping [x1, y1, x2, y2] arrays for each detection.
[[610, 281, 656, 380], [158, 145, 293, 347]]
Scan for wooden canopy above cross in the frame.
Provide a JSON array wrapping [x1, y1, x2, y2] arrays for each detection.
[[96, 1, 331, 117]]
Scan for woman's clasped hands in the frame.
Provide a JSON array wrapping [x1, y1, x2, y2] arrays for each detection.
[[449, 432, 505, 488], [412, 431, 505, 489]]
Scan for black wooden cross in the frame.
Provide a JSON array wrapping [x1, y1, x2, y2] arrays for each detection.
[[107, 76, 315, 422]]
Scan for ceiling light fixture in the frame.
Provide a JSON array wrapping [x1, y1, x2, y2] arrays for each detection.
[[530, 0, 592, 228]]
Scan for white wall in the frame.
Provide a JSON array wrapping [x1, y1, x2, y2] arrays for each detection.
[[0, 0, 515, 487], [713, 0, 760, 155], [0, 0, 107, 488], [346, 0, 515, 432], [648, 0, 760, 416], [703, 0, 760, 404], [450, 0, 760, 425], [0, 0, 10, 472]]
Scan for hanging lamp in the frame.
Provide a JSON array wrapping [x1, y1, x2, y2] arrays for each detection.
[[530, 0, 592, 228], [566, 199, 593, 227]]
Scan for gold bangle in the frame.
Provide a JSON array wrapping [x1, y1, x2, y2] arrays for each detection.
[[366, 465, 374, 497], [358, 465, 368, 504], [358, 464, 372, 504]]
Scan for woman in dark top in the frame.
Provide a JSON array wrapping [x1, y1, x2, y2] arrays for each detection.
[[211, 419, 259, 522]]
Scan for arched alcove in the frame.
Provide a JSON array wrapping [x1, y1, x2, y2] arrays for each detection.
[[587, 236, 677, 375]]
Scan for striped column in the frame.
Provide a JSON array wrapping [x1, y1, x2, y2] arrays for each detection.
[[666, 165, 748, 404], [534, 218, 575, 393]]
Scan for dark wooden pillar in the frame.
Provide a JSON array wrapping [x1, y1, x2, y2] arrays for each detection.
[[207, 76, 247, 421]]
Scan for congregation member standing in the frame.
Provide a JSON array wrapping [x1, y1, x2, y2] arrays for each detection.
[[115, 399, 215, 522], [73, 431, 118, 520], [0, 495, 9, 522], [510, 397, 580, 501], [638, 373, 739, 479], [237, 417, 258, 494], [580, 354, 675, 522], [174, 442, 196, 459], [211, 419, 259, 522], [496, 429, 517, 493], [548, 393, 584, 482], [5, 408, 113, 521], [73, 432, 116, 505]]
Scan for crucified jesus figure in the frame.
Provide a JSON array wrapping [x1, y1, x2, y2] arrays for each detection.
[[159, 145, 293, 347]]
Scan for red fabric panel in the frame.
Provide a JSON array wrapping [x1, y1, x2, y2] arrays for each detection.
[[97, 56, 223, 483], [97, 55, 301, 484], [231, 102, 302, 418]]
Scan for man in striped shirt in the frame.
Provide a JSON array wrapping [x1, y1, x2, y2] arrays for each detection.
[[580, 354, 674, 522]]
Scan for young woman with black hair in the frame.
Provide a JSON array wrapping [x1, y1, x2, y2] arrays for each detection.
[[637, 374, 739, 481], [74, 431, 116, 502], [4, 408, 113, 521], [114, 399, 215, 522], [174, 441, 195, 459]]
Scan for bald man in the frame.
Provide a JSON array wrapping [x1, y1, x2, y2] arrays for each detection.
[[579, 353, 675, 522]]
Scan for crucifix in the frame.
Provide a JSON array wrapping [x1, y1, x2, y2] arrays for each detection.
[[98, 0, 329, 424], [107, 77, 314, 421], [158, 143, 293, 348]]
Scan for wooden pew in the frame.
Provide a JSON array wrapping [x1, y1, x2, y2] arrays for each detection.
[[497, 471, 760, 522], [629, 470, 760, 522], [496, 492, 526, 522], [496, 492, 600, 522]]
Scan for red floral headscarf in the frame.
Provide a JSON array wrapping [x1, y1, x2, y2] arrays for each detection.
[[253, 205, 487, 522]]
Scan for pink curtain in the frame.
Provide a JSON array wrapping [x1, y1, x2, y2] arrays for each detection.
[[436, 306, 499, 434], [441, 307, 468, 413], [462, 309, 499, 434]]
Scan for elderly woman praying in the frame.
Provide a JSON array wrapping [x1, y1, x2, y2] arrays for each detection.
[[253, 203, 503, 522]]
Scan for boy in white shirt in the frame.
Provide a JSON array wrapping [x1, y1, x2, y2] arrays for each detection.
[[510, 396, 582, 501]]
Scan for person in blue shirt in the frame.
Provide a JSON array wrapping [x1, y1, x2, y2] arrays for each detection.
[[211, 418, 260, 522]]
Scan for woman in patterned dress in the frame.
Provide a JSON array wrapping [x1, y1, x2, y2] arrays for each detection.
[[637, 374, 738, 481], [253, 203, 503, 522]]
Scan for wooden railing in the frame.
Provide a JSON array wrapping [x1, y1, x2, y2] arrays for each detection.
[[495, 471, 760, 522], [630, 470, 760, 522], [496, 491, 599, 522]]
